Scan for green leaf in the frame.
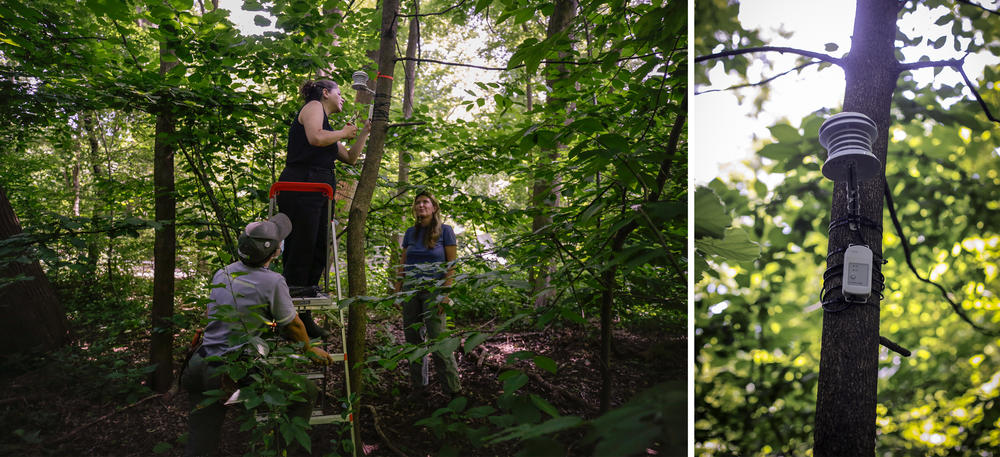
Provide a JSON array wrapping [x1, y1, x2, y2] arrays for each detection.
[[769, 124, 800, 143], [569, 117, 603, 133], [253, 14, 271, 27], [529, 394, 560, 418], [485, 415, 583, 444], [466, 405, 496, 418], [533, 355, 557, 374], [503, 372, 529, 393], [464, 332, 489, 352], [695, 227, 761, 263], [597, 133, 629, 154], [758, 142, 799, 161], [447, 396, 468, 412], [694, 186, 730, 239]]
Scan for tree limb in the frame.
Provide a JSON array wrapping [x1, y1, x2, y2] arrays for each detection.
[[394, 53, 661, 71], [387, 121, 426, 128], [695, 46, 842, 66], [398, 0, 466, 17], [951, 60, 1000, 125], [359, 404, 409, 457], [956, 0, 1000, 16], [695, 61, 821, 95], [896, 58, 961, 72]]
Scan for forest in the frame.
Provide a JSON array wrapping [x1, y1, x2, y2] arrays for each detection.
[[0, 0, 685, 456], [695, 0, 1000, 456]]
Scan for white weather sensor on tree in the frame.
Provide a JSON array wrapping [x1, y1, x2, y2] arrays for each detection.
[[819, 111, 880, 182]]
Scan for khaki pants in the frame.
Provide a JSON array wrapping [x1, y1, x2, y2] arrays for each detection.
[[402, 290, 462, 394], [180, 350, 318, 456]]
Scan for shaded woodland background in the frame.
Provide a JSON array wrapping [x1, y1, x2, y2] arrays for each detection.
[[694, 0, 1000, 455], [0, 0, 685, 455]]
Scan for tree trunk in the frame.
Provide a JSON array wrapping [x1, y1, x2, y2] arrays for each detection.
[[345, 0, 400, 450], [387, 5, 419, 292], [72, 146, 81, 217], [82, 112, 103, 275], [813, 1, 899, 455], [532, 0, 576, 308], [149, 36, 178, 394], [0, 186, 68, 352]]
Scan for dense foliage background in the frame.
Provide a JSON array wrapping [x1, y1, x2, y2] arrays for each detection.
[[0, 0, 684, 455], [694, 1, 1000, 456]]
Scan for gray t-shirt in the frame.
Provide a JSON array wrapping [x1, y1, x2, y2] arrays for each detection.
[[200, 261, 296, 358]]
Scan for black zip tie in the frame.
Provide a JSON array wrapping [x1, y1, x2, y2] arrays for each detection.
[[828, 216, 881, 232]]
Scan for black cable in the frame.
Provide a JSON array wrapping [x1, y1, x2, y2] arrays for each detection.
[[883, 178, 1000, 336], [879, 335, 911, 357]]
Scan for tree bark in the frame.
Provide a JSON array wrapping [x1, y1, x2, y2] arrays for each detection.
[[813, 1, 899, 455], [532, 0, 577, 308], [82, 112, 103, 275], [149, 33, 178, 394], [388, 4, 419, 292], [345, 0, 400, 450], [0, 186, 68, 352]]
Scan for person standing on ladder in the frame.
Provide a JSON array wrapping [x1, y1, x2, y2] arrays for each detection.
[[394, 191, 463, 400], [181, 213, 335, 456], [278, 79, 371, 338]]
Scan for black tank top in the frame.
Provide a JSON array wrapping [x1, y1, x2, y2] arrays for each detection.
[[286, 106, 339, 169]]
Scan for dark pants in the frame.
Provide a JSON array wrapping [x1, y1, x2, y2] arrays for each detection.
[[402, 290, 462, 394], [277, 166, 335, 288], [181, 351, 318, 457]]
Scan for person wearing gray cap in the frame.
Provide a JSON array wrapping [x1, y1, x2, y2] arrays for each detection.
[[181, 213, 335, 457]]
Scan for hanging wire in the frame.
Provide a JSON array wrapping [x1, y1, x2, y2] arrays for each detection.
[[883, 178, 1000, 336]]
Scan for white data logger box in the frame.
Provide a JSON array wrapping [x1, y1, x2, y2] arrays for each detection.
[[842, 245, 873, 301]]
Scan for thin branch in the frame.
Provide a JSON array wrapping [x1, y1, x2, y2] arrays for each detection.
[[695, 46, 842, 66], [952, 59, 1000, 124], [359, 404, 409, 457], [55, 394, 163, 443], [897, 57, 962, 72], [399, 0, 466, 17], [695, 61, 821, 95], [112, 19, 141, 71], [956, 0, 1000, 16], [394, 52, 660, 71], [393, 57, 509, 70], [387, 121, 426, 128]]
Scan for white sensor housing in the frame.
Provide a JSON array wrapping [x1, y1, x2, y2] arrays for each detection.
[[819, 112, 881, 182], [842, 244, 873, 301]]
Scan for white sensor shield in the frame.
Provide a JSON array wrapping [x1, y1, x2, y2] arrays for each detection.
[[842, 245, 873, 300]]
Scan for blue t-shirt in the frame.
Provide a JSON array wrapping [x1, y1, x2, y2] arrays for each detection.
[[402, 224, 456, 281]]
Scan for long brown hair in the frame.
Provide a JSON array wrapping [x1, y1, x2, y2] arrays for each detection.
[[413, 191, 442, 249], [299, 79, 338, 102]]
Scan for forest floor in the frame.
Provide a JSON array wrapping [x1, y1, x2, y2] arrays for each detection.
[[0, 313, 685, 457]]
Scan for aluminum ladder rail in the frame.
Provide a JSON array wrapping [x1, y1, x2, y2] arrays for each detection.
[[268, 181, 355, 453]]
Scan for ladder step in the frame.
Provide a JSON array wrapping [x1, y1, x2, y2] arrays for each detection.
[[309, 410, 353, 425], [255, 411, 352, 424], [292, 295, 337, 310]]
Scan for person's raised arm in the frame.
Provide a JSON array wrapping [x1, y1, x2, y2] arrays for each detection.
[[337, 118, 371, 165], [300, 101, 357, 148]]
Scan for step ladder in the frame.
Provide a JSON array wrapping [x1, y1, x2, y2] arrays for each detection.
[[268, 181, 355, 448]]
